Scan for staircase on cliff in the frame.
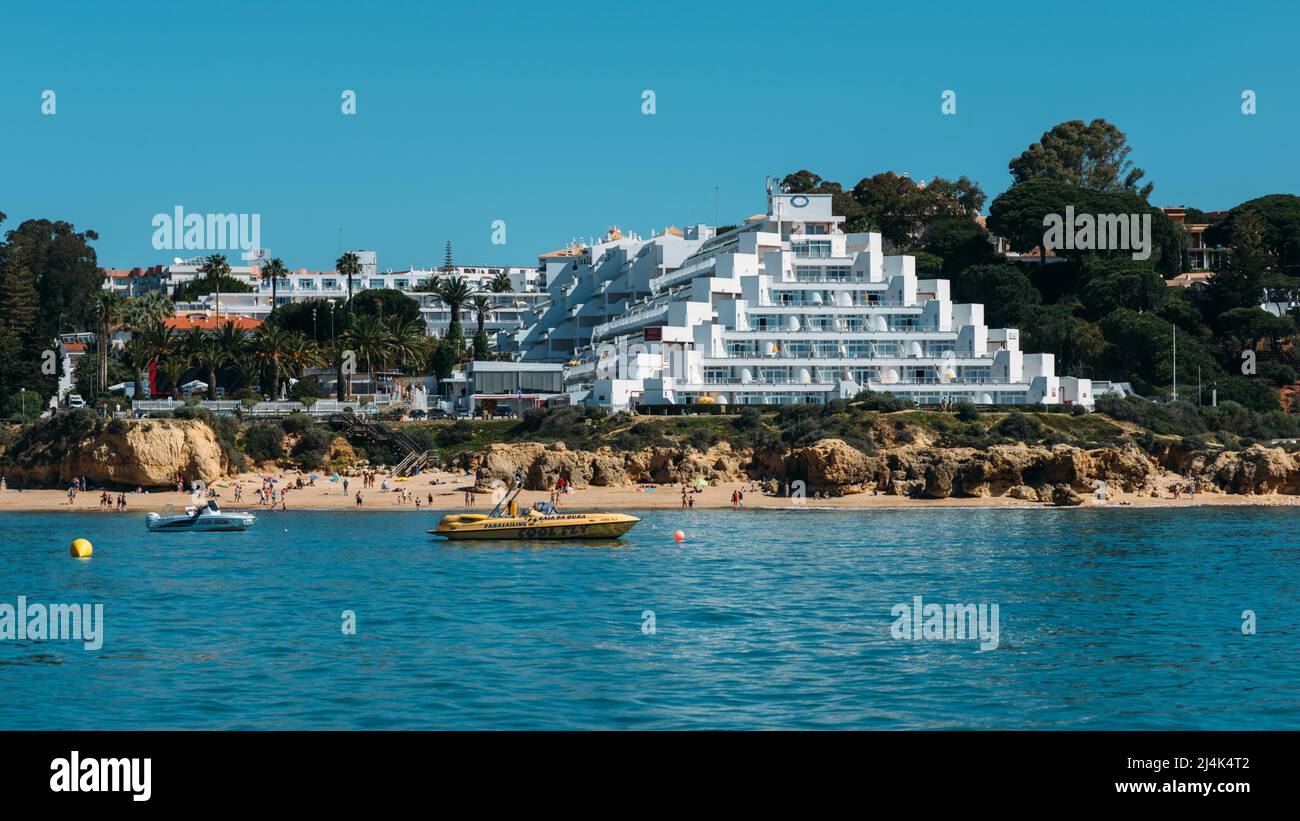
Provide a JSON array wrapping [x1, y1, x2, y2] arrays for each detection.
[[331, 412, 433, 477]]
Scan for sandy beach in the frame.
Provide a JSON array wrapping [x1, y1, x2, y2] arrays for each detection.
[[3, 469, 1300, 514]]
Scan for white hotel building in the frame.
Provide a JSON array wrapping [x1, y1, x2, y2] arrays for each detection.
[[163, 258, 547, 342], [536, 193, 1091, 410]]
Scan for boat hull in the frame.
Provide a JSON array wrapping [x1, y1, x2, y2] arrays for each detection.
[[430, 512, 640, 540], [145, 513, 257, 532]]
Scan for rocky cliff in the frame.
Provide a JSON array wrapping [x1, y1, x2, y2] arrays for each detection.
[[468, 437, 1300, 501], [2, 418, 224, 488]]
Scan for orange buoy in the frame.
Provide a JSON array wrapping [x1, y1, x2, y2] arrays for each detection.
[[673, 530, 686, 542]]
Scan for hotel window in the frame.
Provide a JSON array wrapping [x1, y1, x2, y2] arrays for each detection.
[[298, 279, 316, 290], [322, 279, 338, 290], [394, 280, 409, 290], [369, 279, 385, 289], [792, 240, 832, 259]]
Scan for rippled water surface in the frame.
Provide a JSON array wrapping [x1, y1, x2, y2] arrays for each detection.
[[1, 507, 1297, 729]]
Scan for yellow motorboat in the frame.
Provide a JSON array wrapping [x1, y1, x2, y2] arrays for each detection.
[[431, 510, 640, 540], [430, 478, 640, 540]]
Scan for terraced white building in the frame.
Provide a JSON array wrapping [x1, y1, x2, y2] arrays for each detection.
[[546, 193, 1092, 411]]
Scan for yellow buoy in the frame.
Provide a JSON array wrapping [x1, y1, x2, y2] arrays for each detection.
[[70, 538, 93, 558]]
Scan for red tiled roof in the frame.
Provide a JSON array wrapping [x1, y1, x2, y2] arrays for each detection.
[[164, 314, 263, 331]]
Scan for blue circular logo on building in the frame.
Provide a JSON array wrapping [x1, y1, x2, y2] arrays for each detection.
[[790, 195, 809, 207]]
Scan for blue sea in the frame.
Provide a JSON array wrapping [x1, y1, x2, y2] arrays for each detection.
[[0, 507, 1296, 729]]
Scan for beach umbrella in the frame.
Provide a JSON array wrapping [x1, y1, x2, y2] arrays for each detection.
[[694, 477, 708, 488]]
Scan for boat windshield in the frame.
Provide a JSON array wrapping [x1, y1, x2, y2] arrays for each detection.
[[206, 500, 221, 513], [158, 504, 176, 517]]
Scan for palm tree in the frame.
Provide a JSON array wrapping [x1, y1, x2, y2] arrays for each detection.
[[488, 271, 514, 293], [385, 316, 427, 373], [253, 324, 293, 399], [122, 291, 172, 332], [470, 294, 495, 336], [190, 332, 228, 400], [342, 314, 394, 395], [199, 254, 231, 319], [261, 257, 288, 314], [159, 354, 188, 400], [94, 292, 124, 392], [336, 252, 362, 305], [431, 275, 475, 341], [214, 319, 250, 365], [139, 321, 178, 399], [233, 353, 262, 394], [281, 331, 324, 382], [121, 336, 154, 401]]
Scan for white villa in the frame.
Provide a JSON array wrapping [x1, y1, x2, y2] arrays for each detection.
[[525, 193, 1091, 411]]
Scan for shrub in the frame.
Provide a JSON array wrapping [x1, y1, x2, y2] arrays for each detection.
[[953, 402, 979, 422], [853, 390, 914, 412], [436, 420, 477, 447], [243, 421, 285, 462], [280, 412, 314, 435], [996, 411, 1043, 442]]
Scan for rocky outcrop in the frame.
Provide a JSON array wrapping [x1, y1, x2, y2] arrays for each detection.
[[466, 434, 1300, 502], [784, 439, 880, 495], [473, 441, 749, 492], [1194, 445, 1300, 495], [2, 419, 223, 488], [1050, 484, 1084, 506]]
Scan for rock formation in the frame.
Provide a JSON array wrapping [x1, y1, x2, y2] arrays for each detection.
[[2, 418, 224, 488]]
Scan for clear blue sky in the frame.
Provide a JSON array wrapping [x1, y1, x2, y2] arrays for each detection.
[[2, 0, 1298, 270]]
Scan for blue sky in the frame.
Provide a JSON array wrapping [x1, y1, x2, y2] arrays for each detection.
[[2, 0, 1298, 270]]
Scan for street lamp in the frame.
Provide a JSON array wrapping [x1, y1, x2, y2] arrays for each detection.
[[18, 388, 27, 421]]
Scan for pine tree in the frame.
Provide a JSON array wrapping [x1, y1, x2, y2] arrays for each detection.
[[443, 241, 454, 275]]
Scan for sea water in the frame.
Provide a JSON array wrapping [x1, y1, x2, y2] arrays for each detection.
[[0, 507, 1296, 729]]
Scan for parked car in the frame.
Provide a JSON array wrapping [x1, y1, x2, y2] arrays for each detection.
[[67, 394, 86, 409], [490, 406, 516, 419], [426, 409, 451, 420], [409, 409, 428, 420]]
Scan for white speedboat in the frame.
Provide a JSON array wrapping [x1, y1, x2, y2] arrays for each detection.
[[146, 500, 257, 532]]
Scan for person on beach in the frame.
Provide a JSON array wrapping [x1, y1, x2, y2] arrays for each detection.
[[681, 486, 689, 509], [355, 491, 363, 506], [343, 477, 349, 495]]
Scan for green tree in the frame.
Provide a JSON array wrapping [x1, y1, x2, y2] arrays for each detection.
[[1020, 304, 1107, 376], [1202, 210, 1274, 319], [336, 252, 362, 305], [1078, 258, 1168, 319], [351, 288, 421, 324], [198, 254, 232, 317], [488, 271, 514, 293], [1204, 194, 1300, 276], [431, 276, 475, 332], [121, 335, 154, 400], [429, 338, 457, 380], [253, 324, 293, 399], [188, 331, 228, 400], [261, 257, 288, 312], [951, 264, 1040, 328], [342, 314, 394, 388], [1009, 119, 1153, 198]]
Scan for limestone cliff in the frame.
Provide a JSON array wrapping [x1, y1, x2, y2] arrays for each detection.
[[2, 418, 224, 488], [467, 436, 1300, 500]]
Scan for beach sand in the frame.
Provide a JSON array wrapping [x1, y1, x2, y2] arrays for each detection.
[[2, 469, 1299, 514]]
